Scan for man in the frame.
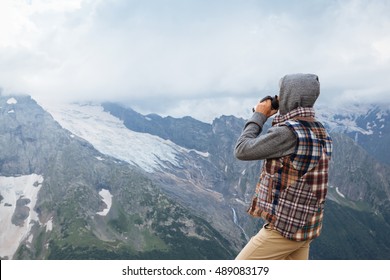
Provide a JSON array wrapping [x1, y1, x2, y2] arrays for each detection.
[[234, 73, 332, 260]]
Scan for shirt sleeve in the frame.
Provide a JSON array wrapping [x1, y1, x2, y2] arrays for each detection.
[[234, 112, 297, 161]]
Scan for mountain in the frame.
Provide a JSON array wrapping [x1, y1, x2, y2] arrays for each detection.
[[317, 103, 390, 165], [101, 102, 212, 153], [39, 102, 256, 252], [1, 95, 389, 259], [0, 95, 235, 260]]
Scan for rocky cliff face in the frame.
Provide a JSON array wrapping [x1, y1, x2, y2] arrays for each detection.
[[0, 95, 64, 175], [328, 132, 390, 221]]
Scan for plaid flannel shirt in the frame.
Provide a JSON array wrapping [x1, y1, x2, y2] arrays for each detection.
[[247, 107, 332, 241]]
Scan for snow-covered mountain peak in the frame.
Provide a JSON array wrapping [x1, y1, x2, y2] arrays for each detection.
[[316, 103, 389, 135]]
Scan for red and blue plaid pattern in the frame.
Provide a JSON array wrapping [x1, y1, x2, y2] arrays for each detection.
[[247, 117, 332, 241]]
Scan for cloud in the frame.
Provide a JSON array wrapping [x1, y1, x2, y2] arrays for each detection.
[[0, 0, 389, 122]]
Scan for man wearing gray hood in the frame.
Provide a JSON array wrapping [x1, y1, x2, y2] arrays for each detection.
[[234, 73, 332, 260]]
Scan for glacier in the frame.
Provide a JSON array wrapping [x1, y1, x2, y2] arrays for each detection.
[[41, 103, 208, 173]]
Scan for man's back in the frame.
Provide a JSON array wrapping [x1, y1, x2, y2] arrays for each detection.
[[234, 73, 333, 260]]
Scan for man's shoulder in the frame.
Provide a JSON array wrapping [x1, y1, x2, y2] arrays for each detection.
[[268, 124, 297, 140]]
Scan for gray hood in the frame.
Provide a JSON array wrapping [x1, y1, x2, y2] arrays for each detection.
[[278, 73, 320, 115]]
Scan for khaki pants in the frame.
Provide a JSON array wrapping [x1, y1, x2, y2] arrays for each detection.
[[235, 224, 312, 260]]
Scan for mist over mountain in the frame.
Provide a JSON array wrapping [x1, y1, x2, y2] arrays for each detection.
[[1, 94, 389, 259]]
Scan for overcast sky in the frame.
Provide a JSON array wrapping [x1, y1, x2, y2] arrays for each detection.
[[1, 0, 389, 122]]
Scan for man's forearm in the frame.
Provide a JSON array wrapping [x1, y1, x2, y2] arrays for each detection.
[[234, 113, 296, 161]]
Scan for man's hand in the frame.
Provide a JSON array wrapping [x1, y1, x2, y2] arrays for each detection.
[[254, 99, 278, 118]]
